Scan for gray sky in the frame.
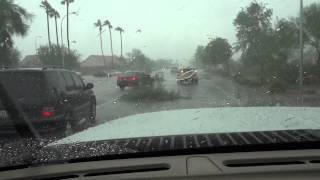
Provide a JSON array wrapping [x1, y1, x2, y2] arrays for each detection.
[[13, 0, 318, 62]]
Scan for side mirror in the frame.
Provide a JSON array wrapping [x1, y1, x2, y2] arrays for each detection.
[[85, 83, 94, 90]]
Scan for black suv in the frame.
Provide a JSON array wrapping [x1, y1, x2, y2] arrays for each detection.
[[0, 68, 96, 136]]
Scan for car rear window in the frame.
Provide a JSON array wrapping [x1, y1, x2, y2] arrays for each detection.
[[124, 72, 141, 76], [0, 71, 46, 99]]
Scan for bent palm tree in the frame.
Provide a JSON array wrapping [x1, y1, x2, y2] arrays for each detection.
[[0, 0, 32, 65], [61, 0, 74, 52], [40, 0, 52, 49], [94, 20, 106, 68], [51, 8, 60, 46], [103, 20, 114, 67], [115, 26, 124, 58]]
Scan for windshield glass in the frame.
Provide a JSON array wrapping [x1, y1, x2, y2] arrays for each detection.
[[1, 0, 320, 168]]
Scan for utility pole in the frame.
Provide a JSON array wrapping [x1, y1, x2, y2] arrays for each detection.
[[299, 0, 304, 105]]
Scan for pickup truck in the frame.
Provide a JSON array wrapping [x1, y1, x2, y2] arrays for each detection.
[[176, 68, 199, 85]]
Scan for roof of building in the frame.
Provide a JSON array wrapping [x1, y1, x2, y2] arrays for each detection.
[[81, 55, 122, 67]]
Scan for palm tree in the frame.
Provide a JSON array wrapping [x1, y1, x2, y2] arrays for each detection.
[[103, 20, 114, 67], [61, 0, 74, 53], [51, 8, 60, 46], [94, 20, 106, 68], [115, 26, 124, 58], [40, 0, 52, 49], [0, 0, 32, 66]]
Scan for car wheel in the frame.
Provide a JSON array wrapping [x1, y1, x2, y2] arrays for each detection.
[[89, 100, 96, 125], [119, 85, 125, 90], [65, 113, 82, 133]]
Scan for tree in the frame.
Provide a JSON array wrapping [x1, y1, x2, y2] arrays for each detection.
[[50, 8, 60, 46], [275, 19, 300, 52], [61, 0, 74, 52], [103, 20, 114, 67], [38, 44, 79, 69], [94, 19, 106, 67], [115, 26, 124, 57], [0, 0, 32, 66], [40, 0, 52, 49], [194, 45, 207, 68], [234, 1, 273, 84], [129, 49, 152, 72], [303, 3, 320, 64], [204, 38, 232, 74]]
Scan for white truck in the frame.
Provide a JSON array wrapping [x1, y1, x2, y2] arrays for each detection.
[[176, 68, 199, 85]]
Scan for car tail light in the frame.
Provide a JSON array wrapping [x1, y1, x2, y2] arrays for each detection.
[[42, 107, 55, 118], [128, 76, 138, 81]]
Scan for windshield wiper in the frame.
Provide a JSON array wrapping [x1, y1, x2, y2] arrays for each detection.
[[0, 82, 40, 138]]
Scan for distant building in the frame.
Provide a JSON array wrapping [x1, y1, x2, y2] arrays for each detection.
[[81, 55, 122, 68], [80, 55, 125, 74], [20, 55, 41, 68]]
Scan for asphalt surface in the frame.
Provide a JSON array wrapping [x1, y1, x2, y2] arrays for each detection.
[[84, 70, 266, 125]]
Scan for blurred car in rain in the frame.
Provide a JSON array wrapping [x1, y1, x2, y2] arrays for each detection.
[[93, 71, 108, 77], [176, 68, 199, 85], [117, 71, 154, 90]]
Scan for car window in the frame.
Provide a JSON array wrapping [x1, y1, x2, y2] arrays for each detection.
[[61, 72, 76, 91], [45, 71, 64, 91], [71, 73, 84, 89]]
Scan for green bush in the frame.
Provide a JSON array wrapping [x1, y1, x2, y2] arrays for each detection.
[[122, 85, 180, 102], [233, 74, 261, 87]]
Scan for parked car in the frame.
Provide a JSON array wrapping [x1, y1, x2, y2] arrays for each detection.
[[108, 70, 122, 77], [0, 68, 96, 136], [176, 68, 199, 85], [93, 71, 108, 77], [117, 71, 154, 90]]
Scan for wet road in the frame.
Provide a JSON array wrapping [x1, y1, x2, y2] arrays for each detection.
[[84, 70, 263, 124]]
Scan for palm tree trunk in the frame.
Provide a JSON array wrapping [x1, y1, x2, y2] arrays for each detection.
[[99, 31, 106, 68], [55, 16, 59, 46], [109, 27, 114, 67], [46, 12, 51, 49], [66, 2, 70, 53], [120, 32, 123, 58]]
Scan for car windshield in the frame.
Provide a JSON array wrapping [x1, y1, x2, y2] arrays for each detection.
[[1, 0, 320, 169]]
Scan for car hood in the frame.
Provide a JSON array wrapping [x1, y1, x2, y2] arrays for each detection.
[[55, 107, 320, 145]]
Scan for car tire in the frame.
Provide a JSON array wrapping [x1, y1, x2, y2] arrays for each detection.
[[89, 100, 96, 125], [65, 112, 82, 133], [119, 85, 125, 90]]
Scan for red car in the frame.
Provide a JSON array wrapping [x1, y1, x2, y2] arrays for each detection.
[[117, 71, 153, 90]]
